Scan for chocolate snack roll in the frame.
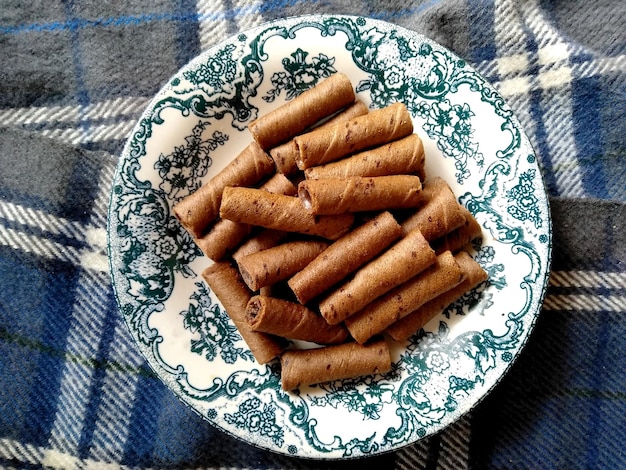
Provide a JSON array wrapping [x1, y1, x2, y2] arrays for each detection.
[[237, 239, 329, 292], [304, 133, 425, 181], [432, 205, 483, 255], [318, 227, 436, 325], [249, 72, 355, 150], [298, 174, 422, 215], [245, 296, 349, 345], [386, 251, 488, 342], [344, 250, 465, 344], [201, 262, 287, 364], [173, 141, 275, 238], [288, 211, 402, 305], [280, 338, 391, 391], [219, 187, 354, 240], [294, 102, 413, 170]]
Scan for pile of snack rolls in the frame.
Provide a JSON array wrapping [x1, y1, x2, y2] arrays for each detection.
[[173, 73, 488, 391]]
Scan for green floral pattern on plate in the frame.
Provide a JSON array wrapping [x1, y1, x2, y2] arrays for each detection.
[[107, 15, 551, 459]]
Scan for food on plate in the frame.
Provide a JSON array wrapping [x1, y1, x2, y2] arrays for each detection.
[[344, 250, 466, 344], [173, 73, 488, 390], [294, 102, 413, 170], [248, 72, 355, 150], [280, 338, 391, 391], [173, 141, 275, 238], [201, 261, 287, 364], [245, 295, 349, 345], [318, 227, 436, 325], [304, 133, 425, 181], [288, 211, 402, 305], [237, 239, 328, 292], [219, 187, 354, 240], [386, 251, 488, 342], [298, 174, 422, 215]]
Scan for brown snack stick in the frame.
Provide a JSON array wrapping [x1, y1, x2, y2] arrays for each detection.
[[173, 141, 275, 238], [294, 102, 414, 170], [245, 295, 349, 345], [220, 187, 354, 240], [249, 72, 355, 150], [386, 251, 488, 342], [432, 205, 483, 255], [344, 250, 465, 344], [298, 175, 422, 215], [232, 229, 288, 264], [270, 100, 369, 176], [194, 173, 297, 261], [201, 262, 287, 364], [288, 211, 402, 305], [237, 239, 329, 292], [400, 177, 466, 241], [318, 228, 436, 325], [304, 133, 425, 181], [280, 338, 391, 391]]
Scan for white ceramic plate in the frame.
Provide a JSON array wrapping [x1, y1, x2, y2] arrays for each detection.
[[107, 14, 551, 459]]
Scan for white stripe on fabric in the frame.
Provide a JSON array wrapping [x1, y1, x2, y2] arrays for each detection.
[[196, 0, 232, 50], [543, 294, 626, 312], [47, 266, 112, 457], [85, 321, 145, 464], [0, 438, 43, 465], [550, 271, 626, 289]]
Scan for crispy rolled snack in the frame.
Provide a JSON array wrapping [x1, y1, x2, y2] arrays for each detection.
[[220, 187, 354, 240], [280, 338, 391, 390], [245, 295, 349, 345], [249, 72, 355, 150], [232, 229, 288, 264], [319, 228, 436, 325], [304, 133, 425, 181], [195, 174, 297, 261], [201, 262, 287, 364], [173, 141, 275, 238], [294, 102, 414, 170], [400, 177, 466, 241], [238, 239, 329, 291], [298, 175, 422, 215], [270, 100, 369, 176], [432, 206, 482, 255], [288, 211, 402, 305], [386, 251, 488, 342], [344, 250, 465, 344]]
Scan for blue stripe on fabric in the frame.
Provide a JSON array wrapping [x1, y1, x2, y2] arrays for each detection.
[[467, 0, 497, 63], [61, 0, 89, 108], [528, 87, 558, 196], [76, 295, 123, 461], [571, 76, 608, 199]]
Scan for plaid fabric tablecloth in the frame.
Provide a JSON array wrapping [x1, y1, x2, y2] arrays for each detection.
[[1, 1, 624, 468]]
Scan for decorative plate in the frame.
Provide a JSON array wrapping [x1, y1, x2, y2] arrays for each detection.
[[107, 15, 551, 459]]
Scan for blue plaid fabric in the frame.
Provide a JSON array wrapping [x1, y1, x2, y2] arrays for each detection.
[[1, 1, 624, 468]]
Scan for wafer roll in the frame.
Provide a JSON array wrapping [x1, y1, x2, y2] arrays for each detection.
[[386, 251, 488, 342], [280, 338, 391, 390], [195, 174, 297, 261], [344, 250, 465, 344], [245, 296, 349, 345], [238, 239, 329, 291], [294, 102, 414, 170], [298, 175, 422, 215], [270, 100, 369, 176], [304, 133, 425, 181], [232, 229, 288, 264], [319, 228, 436, 325], [400, 177, 466, 241], [220, 187, 354, 240], [173, 141, 275, 238], [288, 211, 402, 305], [249, 73, 355, 150], [432, 206, 482, 255], [201, 262, 287, 364]]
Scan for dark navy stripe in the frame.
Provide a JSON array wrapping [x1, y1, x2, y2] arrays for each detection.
[[467, 0, 497, 63]]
